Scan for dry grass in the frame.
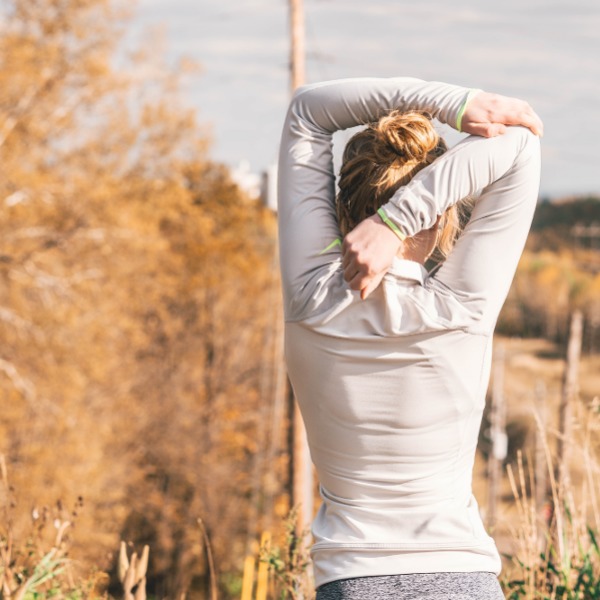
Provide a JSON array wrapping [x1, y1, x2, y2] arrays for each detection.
[[2, 334, 599, 599], [475, 336, 600, 598]]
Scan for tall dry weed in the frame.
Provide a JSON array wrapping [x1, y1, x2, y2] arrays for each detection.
[[502, 397, 600, 599], [0, 454, 107, 599]]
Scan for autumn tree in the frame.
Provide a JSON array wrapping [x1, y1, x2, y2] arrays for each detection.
[[1, 1, 281, 598], [498, 198, 600, 350]]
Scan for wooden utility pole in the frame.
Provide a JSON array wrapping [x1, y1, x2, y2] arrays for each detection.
[[290, 0, 306, 93], [288, 0, 313, 536], [534, 380, 550, 544], [534, 381, 548, 511], [487, 344, 507, 529], [557, 310, 584, 490]]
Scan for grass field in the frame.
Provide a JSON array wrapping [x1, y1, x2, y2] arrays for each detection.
[[2, 334, 599, 599], [468, 336, 600, 597]]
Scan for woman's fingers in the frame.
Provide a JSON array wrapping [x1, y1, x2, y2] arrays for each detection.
[[517, 108, 544, 137], [343, 254, 371, 289], [493, 100, 543, 136], [341, 214, 401, 295], [464, 122, 507, 138], [360, 271, 386, 300], [342, 258, 360, 284], [462, 92, 544, 138]]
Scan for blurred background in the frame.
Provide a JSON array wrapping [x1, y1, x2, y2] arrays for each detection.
[[0, 1, 599, 599]]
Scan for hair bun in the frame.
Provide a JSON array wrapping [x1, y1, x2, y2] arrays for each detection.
[[374, 111, 440, 163], [336, 109, 447, 238]]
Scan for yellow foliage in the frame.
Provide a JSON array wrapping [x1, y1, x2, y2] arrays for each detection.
[[501, 245, 600, 345], [0, 0, 281, 597]]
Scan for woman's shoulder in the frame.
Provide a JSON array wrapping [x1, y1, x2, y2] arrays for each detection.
[[287, 259, 487, 336]]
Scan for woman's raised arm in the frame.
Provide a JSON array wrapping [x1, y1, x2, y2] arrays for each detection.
[[278, 77, 476, 320], [342, 91, 543, 298]]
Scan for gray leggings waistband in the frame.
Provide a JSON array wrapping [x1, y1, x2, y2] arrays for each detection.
[[315, 571, 505, 599]]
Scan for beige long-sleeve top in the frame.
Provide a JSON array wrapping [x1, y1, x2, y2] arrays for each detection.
[[277, 77, 541, 588]]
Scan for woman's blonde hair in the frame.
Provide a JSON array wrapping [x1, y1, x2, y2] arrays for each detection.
[[335, 110, 461, 258]]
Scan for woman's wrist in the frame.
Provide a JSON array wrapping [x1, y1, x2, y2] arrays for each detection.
[[376, 207, 407, 242], [456, 89, 482, 132]]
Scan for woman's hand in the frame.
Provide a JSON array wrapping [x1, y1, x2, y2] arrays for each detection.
[[461, 91, 544, 138], [341, 91, 544, 299], [342, 213, 402, 300]]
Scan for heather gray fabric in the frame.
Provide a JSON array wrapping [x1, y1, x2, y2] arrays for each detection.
[[316, 572, 505, 600]]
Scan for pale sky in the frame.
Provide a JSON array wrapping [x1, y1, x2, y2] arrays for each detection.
[[133, 0, 600, 198]]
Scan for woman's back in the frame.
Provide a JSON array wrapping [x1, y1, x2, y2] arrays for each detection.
[[285, 260, 499, 585], [277, 77, 541, 593]]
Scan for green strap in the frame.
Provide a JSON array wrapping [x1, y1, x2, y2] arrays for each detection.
[[377, 207, 407, 241], [456, 89, 480, 132], [319, 237, 342, 255]]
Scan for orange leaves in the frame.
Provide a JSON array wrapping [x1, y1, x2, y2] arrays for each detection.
[[0, 0, 279, 594]]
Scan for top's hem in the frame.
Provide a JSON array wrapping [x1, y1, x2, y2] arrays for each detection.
[[312, 544, 502, 589]]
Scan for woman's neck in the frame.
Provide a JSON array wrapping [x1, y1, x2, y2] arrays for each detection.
[[396, 227, 438, 264]]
